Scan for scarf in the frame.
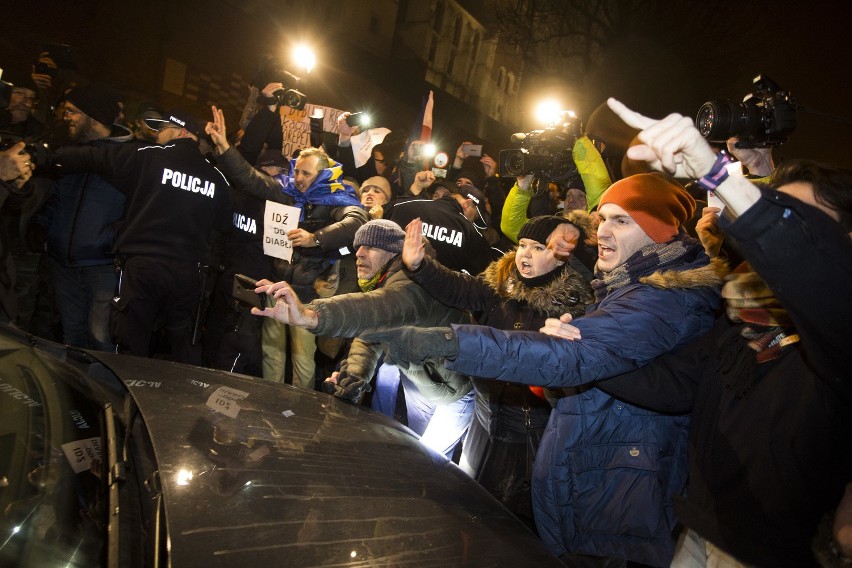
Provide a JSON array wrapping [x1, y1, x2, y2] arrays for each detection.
[[591, 231, 698, 302], [274, 157, 363, 221], [358, 256, 400, 292], [722, 262, 798, 363]]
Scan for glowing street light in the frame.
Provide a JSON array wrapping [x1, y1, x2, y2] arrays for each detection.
[[535, 99, 562, 126], [293, 44, 316, 74]]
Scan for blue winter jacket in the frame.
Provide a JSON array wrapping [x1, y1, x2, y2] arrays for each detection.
[[447, 241, 724, 566], [32, 127, 131, 267]]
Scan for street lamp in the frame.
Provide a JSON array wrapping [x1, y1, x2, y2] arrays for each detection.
[[293, 44, 316, 74]]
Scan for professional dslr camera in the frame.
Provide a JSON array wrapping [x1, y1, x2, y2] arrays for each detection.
[[695, 74, 797, 148], [498, 112, 580, 188], [250, 54, 308, 110]]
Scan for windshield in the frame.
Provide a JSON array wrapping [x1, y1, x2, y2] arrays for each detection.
[[0, 336, 108, 567]]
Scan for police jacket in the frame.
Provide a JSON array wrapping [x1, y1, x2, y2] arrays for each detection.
[[216, 147, 368, 302], [390, 197, 501, 275], [446, 241, 724, 566], [54, 138, 231, 264], [32, 124, 132, 267]]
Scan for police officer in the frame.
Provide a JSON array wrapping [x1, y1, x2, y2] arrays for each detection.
[[54, 109, 231, 363], [390, 182, 501, 275]]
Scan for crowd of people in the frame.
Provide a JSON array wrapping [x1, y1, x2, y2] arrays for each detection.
[[1, 51, 851, 568]]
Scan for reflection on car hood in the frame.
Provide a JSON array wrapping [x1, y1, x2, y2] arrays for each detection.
[[92, 352, 561, 567]]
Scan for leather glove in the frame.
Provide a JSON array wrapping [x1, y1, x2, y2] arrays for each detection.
[[362, 326, 459, 369], [321, 373, 371, 405]]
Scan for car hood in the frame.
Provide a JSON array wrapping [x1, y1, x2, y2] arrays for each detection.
[[90, 351, 561, 567]]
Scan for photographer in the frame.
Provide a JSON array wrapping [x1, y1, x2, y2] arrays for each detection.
[[27, 84, 130, 351]]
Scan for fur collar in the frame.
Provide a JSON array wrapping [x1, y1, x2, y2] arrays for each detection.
[[639, 256, 729, 290], [482, 252, 594, 319]]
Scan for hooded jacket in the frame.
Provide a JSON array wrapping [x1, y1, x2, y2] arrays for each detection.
[[307, 258, 472, 405], [447, 239, 725, 566], [32, 124, 133, 267]]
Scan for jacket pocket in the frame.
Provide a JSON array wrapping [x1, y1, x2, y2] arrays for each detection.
[[566, 443, 662, 539]]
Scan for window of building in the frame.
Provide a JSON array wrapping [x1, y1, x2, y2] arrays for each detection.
[[433, 1, 444, 32]]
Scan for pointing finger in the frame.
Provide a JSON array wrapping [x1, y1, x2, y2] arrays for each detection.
[[607, 98, 657, 130]]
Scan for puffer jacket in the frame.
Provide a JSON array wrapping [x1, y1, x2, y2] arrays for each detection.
[[31, 124, 132, 266], [308, 259, 472, 405], [217, 147, 368, 301], [447, 242, 725, 566]]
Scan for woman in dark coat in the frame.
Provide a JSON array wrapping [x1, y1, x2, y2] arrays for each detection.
[[401, 214, 595, 529]]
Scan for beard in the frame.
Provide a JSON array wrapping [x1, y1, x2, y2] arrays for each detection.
[[69, 116, 102, 143]]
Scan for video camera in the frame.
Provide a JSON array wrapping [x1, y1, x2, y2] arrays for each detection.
[[695, 74, 797, 148], [251, 54, 307, 111], [498, 113, 580, 185]]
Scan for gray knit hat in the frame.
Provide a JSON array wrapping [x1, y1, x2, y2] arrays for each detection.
[[353, 219, 405, 253]]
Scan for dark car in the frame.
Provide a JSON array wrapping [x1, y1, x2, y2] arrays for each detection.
[[0, 324, 563, 567]]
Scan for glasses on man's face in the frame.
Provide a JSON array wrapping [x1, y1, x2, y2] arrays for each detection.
[[63, 107, 81, 118]]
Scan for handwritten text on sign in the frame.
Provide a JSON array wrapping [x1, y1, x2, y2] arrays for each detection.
[[263, 201, 300, 261]]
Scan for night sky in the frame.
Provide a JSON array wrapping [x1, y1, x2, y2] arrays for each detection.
[[5, 0, 852, 168]]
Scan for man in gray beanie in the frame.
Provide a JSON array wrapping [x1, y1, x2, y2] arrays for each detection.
[[251, 218, 476, 459]]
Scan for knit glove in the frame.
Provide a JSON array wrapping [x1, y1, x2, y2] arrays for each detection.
[[362, 326, 459, 369]]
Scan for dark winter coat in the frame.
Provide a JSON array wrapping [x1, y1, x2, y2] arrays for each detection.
[[447, 242, 725, 566], [32, 125, 132, 267], [217, 147, 368, 302], [601, 189, 852, 567], [407, 248, 594, 520], [308, 259, 473, 405]]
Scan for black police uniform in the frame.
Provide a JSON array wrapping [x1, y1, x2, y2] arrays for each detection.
[[204, 189, 269, 376], [389, 197, 501, 275], [55, 138, 231, 363]]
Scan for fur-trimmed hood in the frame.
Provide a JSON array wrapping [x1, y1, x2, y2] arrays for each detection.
[[481, 252, 594, 319], [639, 256, 729, 290]]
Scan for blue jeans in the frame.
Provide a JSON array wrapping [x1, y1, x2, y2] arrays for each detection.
[[402, 375, 475, 460], [371, 362, 401, 418], [50, 258, 116, 351]]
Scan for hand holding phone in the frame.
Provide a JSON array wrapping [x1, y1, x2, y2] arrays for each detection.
[[232, 274, 267, 309], [461, 143, 483, 158]]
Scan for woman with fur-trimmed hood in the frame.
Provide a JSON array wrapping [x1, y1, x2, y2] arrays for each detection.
[[400, 214, 595, 530]]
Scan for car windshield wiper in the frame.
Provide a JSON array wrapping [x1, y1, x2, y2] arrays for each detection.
[[104, 401, 124, 568]]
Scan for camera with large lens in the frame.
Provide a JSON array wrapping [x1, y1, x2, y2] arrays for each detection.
[[498, 115, 580, 182], [695, 74, 797, 148], [0, 137, 52, 169], [251, 54, 308, 111]]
